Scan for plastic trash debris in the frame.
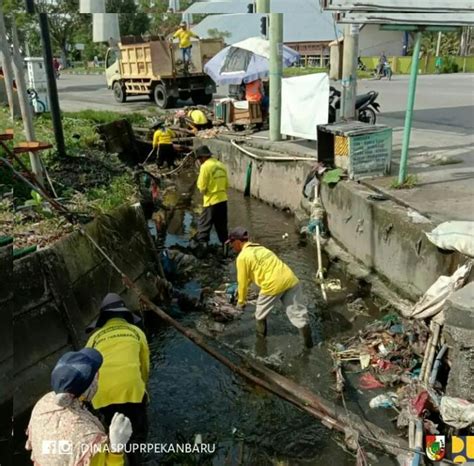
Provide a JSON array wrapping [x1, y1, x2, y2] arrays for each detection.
[[359, 372, 384, 390], [369, 392, 398, 409], [411, 390, 430, 416], [378, 343, 389, 356], [440, 396, 474, 429], [389, 323, 404, 334], [360, 354, 371, 369], [426, 221, 474, 257]]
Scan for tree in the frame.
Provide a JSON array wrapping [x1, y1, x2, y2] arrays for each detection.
[[207, 28, 231, 41], [107, 0, 150, 36], [420, 31, 462, 57]]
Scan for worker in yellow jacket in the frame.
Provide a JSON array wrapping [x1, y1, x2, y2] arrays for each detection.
[[26, 348, 132, 466], [187, 109, 212, 132], [86, 293, 150, 465], [227, 227, 313, 348], [173, 22, 199, 64], [152, 123, 176, 168], [194, 145, 229, 251]]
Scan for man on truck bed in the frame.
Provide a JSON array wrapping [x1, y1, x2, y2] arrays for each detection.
[[173, 22, 199, 64]]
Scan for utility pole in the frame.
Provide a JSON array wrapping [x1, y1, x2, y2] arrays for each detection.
[[11, 23, 44, 183], [341, 24, 359, 120], [38, 12, 66, 157], [0, 9, 16, 120], [256, 0, 270, 13], [269, 13, 283, 142]]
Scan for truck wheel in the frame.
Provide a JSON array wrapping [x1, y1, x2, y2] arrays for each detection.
[[154, 84, 175, 109], [113, 82, 126, 103], [191, 91, 212, 106]]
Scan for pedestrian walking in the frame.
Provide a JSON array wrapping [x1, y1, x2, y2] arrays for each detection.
[[26, 348, 132, 466], [173, 22, 199, 65], [227, 227, 313, 348], [86, 293, 150, 466], [193, 145, 229, 253]]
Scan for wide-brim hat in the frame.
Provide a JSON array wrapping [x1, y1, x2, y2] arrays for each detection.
[[86, 293, 141, 334]]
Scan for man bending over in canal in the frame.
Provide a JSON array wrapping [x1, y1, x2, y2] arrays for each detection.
[[193, 145, 229, 255], [227, 227, 313, 348], [86, 293, 150, 465]]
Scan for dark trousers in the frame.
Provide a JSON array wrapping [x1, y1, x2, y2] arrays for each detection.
[[197, 201, 228, 244], [157, 143, 176, 167], [98, 398, 148, 465]]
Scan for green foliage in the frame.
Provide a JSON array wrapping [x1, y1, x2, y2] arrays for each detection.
[[420, 31, 461, 56], [106, 0, 151, 36], [441, 56, 460, 73], [207, 28, 231, 41], [390, 174, 419, 190]]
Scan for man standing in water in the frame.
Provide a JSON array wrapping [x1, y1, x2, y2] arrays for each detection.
[[193, 145, 229, 255], [227, 227, 313, 348]]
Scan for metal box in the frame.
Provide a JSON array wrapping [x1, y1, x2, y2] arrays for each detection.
[[317, 121, 392, 179]]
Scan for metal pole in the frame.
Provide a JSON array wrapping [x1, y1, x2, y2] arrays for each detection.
[[398, 31, 422, 185], [11, 23, 45, 183], [255, 0, 270, 13], [0, 10, 16, 120], [38, 12, 66, 157], [435, 31, 442, 57], [341, 24, 359, 120], [269, 12, 283, 142]]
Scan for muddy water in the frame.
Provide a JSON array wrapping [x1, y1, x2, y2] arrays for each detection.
[[144, 187, 398, 466]]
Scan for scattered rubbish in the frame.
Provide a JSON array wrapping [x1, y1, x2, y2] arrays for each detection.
[[359, 354, 371, 369], [440, 396, 474, 429], [325, 278, 343, 292], [426, 221, 474, 257], [411, 390, 430, 417], [322, 168, 344, 185], [347, 297, 370, 318], [282, 233, 289, 239], [407, 209, 430, 224], [369, 392, 398, 409], [359, 372, 384, 390]]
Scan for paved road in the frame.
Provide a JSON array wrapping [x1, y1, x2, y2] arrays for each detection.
[[58, 73, 474, 131]]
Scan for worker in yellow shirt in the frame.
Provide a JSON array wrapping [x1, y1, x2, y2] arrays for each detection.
[[173, 21, 199, 64], [194, 145, 229, 253], [187, 109, 212, 132], [152, 123, 176, 168], [227, 227, 313, 348], [86, 293, 150, 466], [26, 348, 132, 466]]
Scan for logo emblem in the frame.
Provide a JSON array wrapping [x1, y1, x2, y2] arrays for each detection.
[[451, 436, 474, 463], [426, 435, 446, 461]]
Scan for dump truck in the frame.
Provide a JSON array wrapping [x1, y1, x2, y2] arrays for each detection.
[[105, 35, 223, 109]]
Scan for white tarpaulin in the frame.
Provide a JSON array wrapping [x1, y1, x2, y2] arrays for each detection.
[[281, 73, 329, 141]]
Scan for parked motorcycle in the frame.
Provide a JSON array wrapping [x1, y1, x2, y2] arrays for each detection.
[[328, 86, 381, 124]]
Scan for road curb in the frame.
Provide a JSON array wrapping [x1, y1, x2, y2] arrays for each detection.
[[61, 71, 105, 76]]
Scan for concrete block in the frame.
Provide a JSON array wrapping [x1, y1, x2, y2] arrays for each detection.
[[445, 282, 474, 331]]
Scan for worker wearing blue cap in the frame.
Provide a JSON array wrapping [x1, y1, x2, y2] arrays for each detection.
[[26, 348, 132, 465]]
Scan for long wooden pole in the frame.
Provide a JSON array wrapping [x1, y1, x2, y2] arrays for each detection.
[[0, 9, 16, 119]]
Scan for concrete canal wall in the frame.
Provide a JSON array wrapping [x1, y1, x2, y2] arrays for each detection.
[[10, 205, 160, 415]]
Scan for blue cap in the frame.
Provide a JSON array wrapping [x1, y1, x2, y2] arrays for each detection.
[[51, 348, 103, 397]]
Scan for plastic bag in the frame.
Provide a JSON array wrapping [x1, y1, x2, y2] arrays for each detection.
[[369, 392, 398, 409], [440, 396, 474, 429], [426, 221, 474, 257]]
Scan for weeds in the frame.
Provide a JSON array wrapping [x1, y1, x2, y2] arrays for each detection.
[[390, 174, 419, 189]]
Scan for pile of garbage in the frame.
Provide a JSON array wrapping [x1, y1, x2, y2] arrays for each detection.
[[329, 263, 474, 464]]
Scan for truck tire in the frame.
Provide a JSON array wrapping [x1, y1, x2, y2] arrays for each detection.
[[191, 90, 212, 106], [113, 81, 126, 103], [154, 84, 175, 109]]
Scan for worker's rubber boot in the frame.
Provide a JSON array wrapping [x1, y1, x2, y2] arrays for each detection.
[[299, 325, 313, 349], [256, 318, 267, 338]]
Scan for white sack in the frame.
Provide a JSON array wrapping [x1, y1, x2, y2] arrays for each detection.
[[406, 264, 471, 323], [281, 73, 329, 141], [440, 396, 474, 429], [426, 221, 474, 257]]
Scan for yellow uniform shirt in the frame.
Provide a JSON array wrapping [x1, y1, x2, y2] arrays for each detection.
[[196, 157, 228, 207], [86, 318, 150, 410], [173, 29, 197, 48], [236, 242, 299, 305], [188, 110, 208, 125], [91, 451, 124, 466], [152, 128, 174, 147]]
